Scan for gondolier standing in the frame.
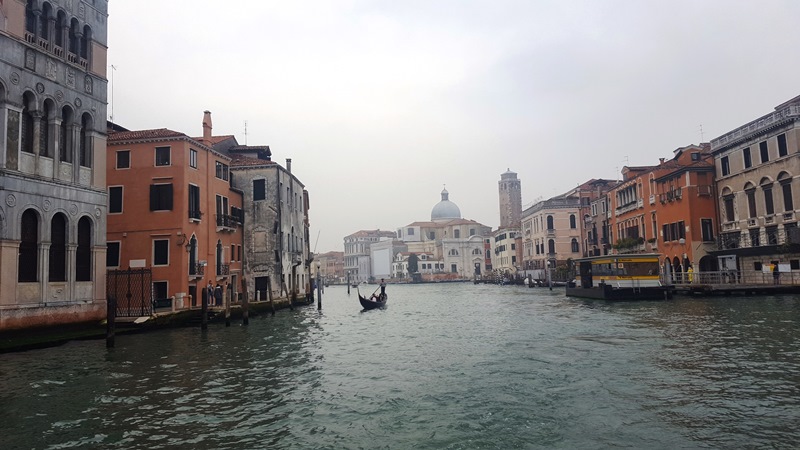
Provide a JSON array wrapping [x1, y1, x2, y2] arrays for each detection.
[[380, 278, 386, 298]]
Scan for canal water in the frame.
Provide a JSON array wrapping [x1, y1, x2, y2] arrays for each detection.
[[1, 283, 798, 449]]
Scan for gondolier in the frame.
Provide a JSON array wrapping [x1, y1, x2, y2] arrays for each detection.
[[380, 278, 386, 296]]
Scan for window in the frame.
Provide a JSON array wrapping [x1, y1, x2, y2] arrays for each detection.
[[116, 150, 130, 169], [107, 241, 121, 267], [763, 184, 774, 215], [678, 221, 686, 240], [548, 239, 555, 254], [253, 179, 266, 201], [663, 223, 671, 241], [723, 195, 735, 222], [782, 179, 794, 211], [454, 229, 460, 238], [150, 184, 173, 211], [749, 228, 761, 247], [237, 245, 242, 262], [153, 239, 169, 266], [571, 238, 579, 253], [546, 215, 554, 230], [109, 186, 123, 213], [746, 188, 757, 218], [720, 156, 730, 176], [189, 149, 198, 169], [155, 146, 171, 166], [407, 228, 415, 236], [189, 184, 201, 220], [153, 281, 168, 301], [777, 134, 788, 157], [691, 152, 700, 161], [49, 213, 67, 282], [759, 141, 769, 163], [701, 219, 714, 242], [451, 264, 457, 273], [19, 210, 38, 282], [215, 161, 229, 180], [743, 148, 751, 169], [76, 217, 92, 281], [570, 214, 577, 229]]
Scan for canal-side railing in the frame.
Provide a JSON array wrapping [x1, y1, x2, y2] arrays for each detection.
[[667, 270, 800, 286]]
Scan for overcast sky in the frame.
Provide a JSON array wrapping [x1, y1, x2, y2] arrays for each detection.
[[107, 0, 800, 253]]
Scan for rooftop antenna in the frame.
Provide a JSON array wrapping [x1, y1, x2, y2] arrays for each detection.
[[313, 229, 320, 253], [699, 124, 705, 142], [109, 64, 116, 122], [244, 120, 248, 145]]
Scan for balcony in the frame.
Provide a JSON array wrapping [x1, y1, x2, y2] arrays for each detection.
[[188, 263, 205, 279], [189, 209, 202, 222], [716, 227, 800, 251], [216, 264, 230, 276], [615, 199, 643, 215], [216, 214, 239, 231], [649, 194, 656, 205]]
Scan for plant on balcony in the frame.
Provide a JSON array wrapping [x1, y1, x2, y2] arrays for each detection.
[[613, 236, 645, 250], [647, 238, 657, 244]]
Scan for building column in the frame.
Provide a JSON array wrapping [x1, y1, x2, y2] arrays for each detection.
[[39, 242, 49, 302], [66, 243, 77, 301], [0, 103, 8, 169], [71, 124, 80, 184], [31, 111, 42, 175]]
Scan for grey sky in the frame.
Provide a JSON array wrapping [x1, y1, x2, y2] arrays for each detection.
[[107, 0, 800, 253]]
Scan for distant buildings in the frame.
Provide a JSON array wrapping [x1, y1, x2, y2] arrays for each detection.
[[343, 229, 396, 283], [314, 251, 344, 284], [0, 0, 109, 330], [499, 169, 522, 229]]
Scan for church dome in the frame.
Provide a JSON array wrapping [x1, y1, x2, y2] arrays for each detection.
[[431, 188, 462, 222]]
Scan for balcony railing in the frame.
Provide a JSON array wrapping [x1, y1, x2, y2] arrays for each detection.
[[716, 227, 800, 251], [189, 209, 202, 221], [67, 51, 78, 64], [216, 214, 240, 229], [216, 264, 230, 276], [189, 263, 205, 277]]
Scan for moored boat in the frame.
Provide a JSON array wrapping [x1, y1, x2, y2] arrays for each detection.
[[566, 254, 672, 300]]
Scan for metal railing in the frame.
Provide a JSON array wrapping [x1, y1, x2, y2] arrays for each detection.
[[717, 227, 800, 250], [667, 270, 800, 286]]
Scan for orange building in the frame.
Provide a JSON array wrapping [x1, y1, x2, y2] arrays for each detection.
[[106, 119, 243, 310], [650, 144, 718, 275], [609, 144, 718, 278]]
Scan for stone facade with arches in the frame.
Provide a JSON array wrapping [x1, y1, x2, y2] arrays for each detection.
[[0, 0, 108, 330]]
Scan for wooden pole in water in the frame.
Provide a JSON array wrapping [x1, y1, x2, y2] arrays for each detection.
[[268, 278, 276, 316], [241, 277, 249, 326], [224, 282, 231, 327], [106, 295, 116, 348], [317, 263, 322, 310], [347, 272, 350, 295], [201, 284, 208, 331]]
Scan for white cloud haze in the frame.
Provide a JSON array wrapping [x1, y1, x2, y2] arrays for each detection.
[[107, 0, 800, 252]]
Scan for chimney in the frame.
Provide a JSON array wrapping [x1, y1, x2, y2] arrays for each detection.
[[202, 110, 213, 143], [286, 158, 292, 173], [659, 158, 665, 164]]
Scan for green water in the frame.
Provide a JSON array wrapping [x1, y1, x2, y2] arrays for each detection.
[[1, 283, 798, 449]]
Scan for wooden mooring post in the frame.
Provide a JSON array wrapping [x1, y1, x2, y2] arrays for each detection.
[[106, 295, 116, 348], [201, 285, 208, 331], [241, 277, 249, 326], [224, 286, 231, 327]]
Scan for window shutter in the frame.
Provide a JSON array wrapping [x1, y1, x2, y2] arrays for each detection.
[[150, 185, 157, 211], [165, 184, 173, 210]]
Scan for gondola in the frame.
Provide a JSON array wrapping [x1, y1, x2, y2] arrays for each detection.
[[358, 292, 387, 310]]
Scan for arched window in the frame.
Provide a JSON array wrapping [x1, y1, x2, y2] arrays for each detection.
[[548, 239, 555, 255], [79, 113, 92, 167], [188, 235, 198, 275], [76, 216, 92, 281], [216, 239, 223, 275], [571, 238, 579, 253], [49, 213, 67, 282], [760, 178, 774, 216], [546, 215, 554, 230], [569, 214, 576, 229], [68, 18, 79, 56], [19, 210, 39, 282], [80, 24, 91, 61], [778, 172, 794, 212], [25, 0, 36, 35], [40, 100, 53, 157], [60, 106, 73, 162], [744, 182, 757, 218], [721, 187, 735, 222], [55, 10, 66, 49], [21, 92, 36, 154]]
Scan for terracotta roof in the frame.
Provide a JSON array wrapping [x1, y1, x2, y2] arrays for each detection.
[[230, 145, 271, 152], [108, 128, 186, 142], [229, 154, 276, 167], [191, 134, 236, 145]]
